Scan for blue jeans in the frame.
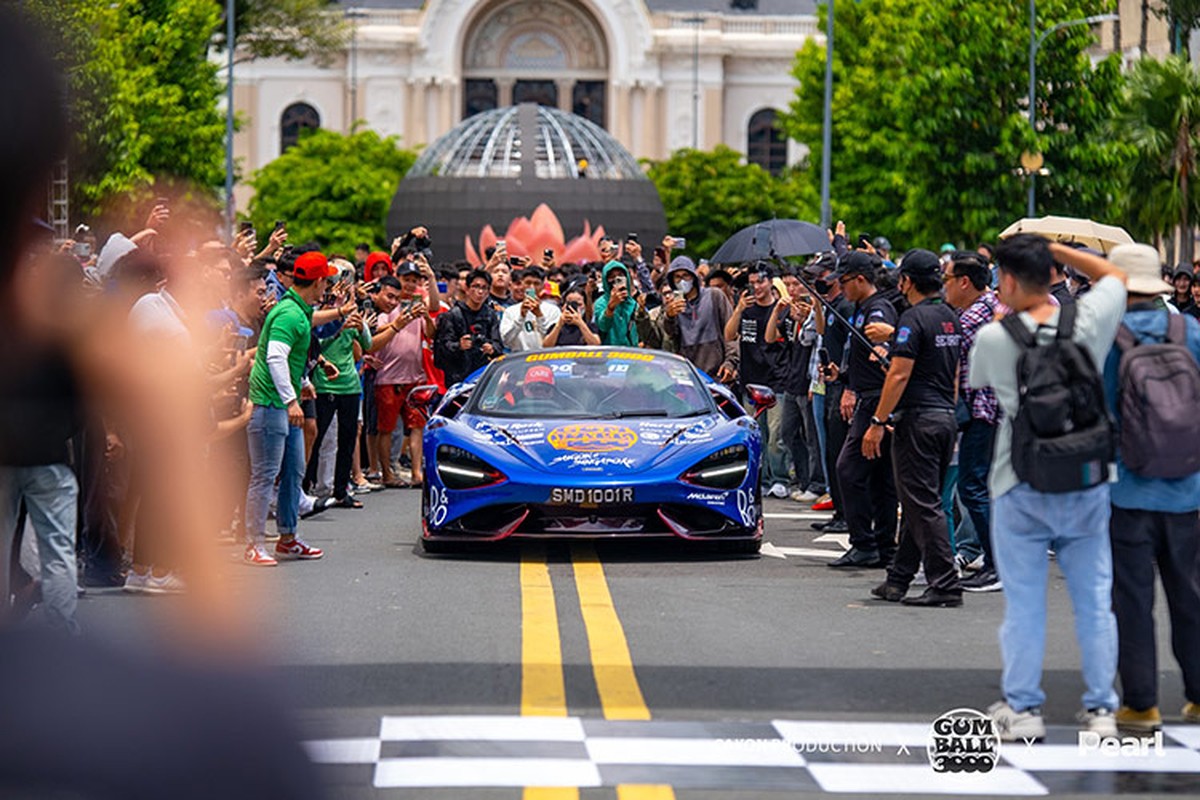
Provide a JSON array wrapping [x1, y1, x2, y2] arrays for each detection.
[[245, 406, 305, 545], [956, 418, 995, 570], [992, 482, 1118, 713], [750, 392, 789, 488], [0, 464, 78, 629], [812, 392, 828, 491]]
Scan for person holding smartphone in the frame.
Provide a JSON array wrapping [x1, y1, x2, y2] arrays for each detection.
[[594, 260, 640, 347], [501, 266, 560, 352], [544, 286, 600, 347]]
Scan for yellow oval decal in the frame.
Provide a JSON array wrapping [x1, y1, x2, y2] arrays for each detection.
[[547, 424, 639, 452]]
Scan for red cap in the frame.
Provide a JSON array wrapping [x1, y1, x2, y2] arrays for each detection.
[[365, 251, 393, 275], [294, 252, 336, 281], [524, 365, 555, 386]]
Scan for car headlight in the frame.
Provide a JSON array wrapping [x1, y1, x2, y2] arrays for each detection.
[[436, 445, 506, 490], [681, 445, 749, 489]]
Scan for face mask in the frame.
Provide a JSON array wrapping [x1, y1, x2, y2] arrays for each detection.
[[676, 278, 693, 295]]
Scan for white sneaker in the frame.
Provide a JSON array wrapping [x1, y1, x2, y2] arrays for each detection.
[[790, 489, 820, 503], [298, 492, 317, 516], [955, 552, 984, 572], [1079, 707, 1119, 738], [143, 571, 186, 595], [912, 567, 927, 586], [767, 483, 789, 499], [988, 700, 1046, 742], [122, 569, 149, 594]]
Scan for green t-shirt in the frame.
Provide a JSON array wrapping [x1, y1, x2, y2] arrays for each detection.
[[249, 288, 314, 408], [314, 322, 372, 395]]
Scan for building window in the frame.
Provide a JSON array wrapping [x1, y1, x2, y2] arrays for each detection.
[[280, 103, 320, 153], [513, 80, 558, 108], [747, 109, 786, 176], [464, 79, 499, 118], [573, 81, 606, 129]]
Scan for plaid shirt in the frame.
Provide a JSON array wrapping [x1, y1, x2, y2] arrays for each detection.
[[959, 290, 1000, 424]]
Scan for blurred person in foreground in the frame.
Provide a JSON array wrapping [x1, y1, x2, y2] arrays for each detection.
[[0, 9, 322, 798], [970, 235, 1127, 742]]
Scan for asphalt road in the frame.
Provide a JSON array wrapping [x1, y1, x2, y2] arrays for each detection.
[[75, 488, 1198, 800]]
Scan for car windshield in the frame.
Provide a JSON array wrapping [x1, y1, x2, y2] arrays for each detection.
[[467, 351, 715, 419]]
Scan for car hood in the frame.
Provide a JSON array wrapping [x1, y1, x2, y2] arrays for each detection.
[[455, 413, 739, 475]]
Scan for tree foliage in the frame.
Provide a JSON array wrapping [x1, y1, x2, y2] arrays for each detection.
[[27, 0, 227, 219], [217, 0, 348, 66], [644, 146, 819, 260], [1117, 55, 1200, 263], [781, 0, 1131, 249], [247, 129, 418, 256]]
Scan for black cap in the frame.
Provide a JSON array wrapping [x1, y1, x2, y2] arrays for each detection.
[[898, 249, 941, 278], [1174, 266, 1195, 282], [394, 260, 419, 277], [830, 251, 878, 281]]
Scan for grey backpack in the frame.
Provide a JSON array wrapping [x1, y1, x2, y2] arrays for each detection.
[[1115, 314, 1200, 479]]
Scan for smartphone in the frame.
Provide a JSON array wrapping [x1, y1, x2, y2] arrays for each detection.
[[496, 239, 506, 250], [857, 232, 871, 247], [72, 241, 92, 258], [818, 347, 831, 370], [626, 232, 639, 243], [543, 248, 554, 259], [155, 196, 169, 208], [525, 287, 537, 300], [509, 256, 523, 267], [273, 220, 286, 232], [670, 237, 686, 250]]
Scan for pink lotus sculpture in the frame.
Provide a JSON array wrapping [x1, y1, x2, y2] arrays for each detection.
[[464, 204, 608, 266]]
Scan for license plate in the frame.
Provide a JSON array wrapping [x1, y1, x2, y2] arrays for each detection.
[[548, 487, 634, 505]]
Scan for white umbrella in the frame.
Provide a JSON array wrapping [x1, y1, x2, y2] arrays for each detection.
[[999, 216, 1134, 254]]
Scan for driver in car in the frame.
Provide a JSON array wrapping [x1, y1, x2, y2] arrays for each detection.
[[502, 364, 567, 411]]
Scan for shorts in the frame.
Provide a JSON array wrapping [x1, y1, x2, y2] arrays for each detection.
[[374, 382, 427, 434]]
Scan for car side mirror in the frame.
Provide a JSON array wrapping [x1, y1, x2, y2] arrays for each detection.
[[406, 384, 440, 411], [744, 384, 776, 419]]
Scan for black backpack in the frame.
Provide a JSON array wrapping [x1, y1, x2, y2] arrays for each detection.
[[1114, 314, 1200, 478], [1000, 304, 1114, 494]]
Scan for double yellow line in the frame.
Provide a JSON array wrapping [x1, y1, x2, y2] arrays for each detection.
[[520, 545, 675, 800]]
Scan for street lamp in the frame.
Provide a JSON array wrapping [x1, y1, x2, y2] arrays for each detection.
[[820, 0, 833, 229], [224, 0, 235, 240], [1026, 4, 1118, 217], [684, 15, 704, 149], [346, 8, 368, 132]]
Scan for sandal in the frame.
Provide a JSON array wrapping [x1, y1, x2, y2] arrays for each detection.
[[334, 496, 363, 509], [382, 480, 409, 489]]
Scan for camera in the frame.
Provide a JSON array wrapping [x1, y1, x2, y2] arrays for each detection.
[[814, 278, 833, 296]]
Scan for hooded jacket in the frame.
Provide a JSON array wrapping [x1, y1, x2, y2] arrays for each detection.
[[593, 260, 640, 347], [661, 257, 738, 378]]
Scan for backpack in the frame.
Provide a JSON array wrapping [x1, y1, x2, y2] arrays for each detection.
[[1000, 304, 1114, 494], [1114, 314, 1200, 479]]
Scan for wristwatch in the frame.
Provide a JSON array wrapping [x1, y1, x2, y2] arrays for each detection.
[[870, 414, 892, 427]]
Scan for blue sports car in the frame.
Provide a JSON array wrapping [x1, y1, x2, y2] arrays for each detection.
[[415, 347, 775, 553]]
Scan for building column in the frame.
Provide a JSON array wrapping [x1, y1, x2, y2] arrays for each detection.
[[497, 78, 515, 107], [556, 79, 574, 113], [611, 83, 632, 151]]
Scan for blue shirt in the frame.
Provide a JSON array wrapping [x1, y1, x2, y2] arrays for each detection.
[[1103, 305, 1200, 512]]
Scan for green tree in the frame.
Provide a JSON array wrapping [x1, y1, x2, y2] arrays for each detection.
[[247, 129, 418, 256], [28, 0, 227, 218], [217, 0, 348, 66], [1117, 56, 1200, 263], [781, 0, 1130, 248], [644, 146, 819, 260]]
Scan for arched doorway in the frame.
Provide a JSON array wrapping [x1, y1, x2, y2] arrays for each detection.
[[462, 0, 609, 128]]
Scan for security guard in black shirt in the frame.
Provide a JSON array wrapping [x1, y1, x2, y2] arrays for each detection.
[[861, 249, 964, 607], [825, 252, 899, 568]]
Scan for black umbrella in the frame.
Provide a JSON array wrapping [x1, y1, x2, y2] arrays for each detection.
[[710, 220, 830, 264]]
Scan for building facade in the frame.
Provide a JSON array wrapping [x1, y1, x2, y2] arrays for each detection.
[[232, 0, 815, 207]]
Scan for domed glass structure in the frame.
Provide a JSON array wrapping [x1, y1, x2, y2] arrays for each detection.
[[389, 104, 666, 262], [408, 105, 645, 181]]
